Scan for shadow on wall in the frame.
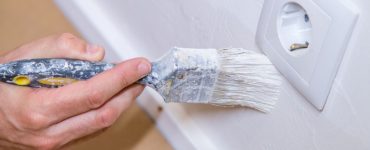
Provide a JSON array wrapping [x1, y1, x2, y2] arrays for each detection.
[[97, 0, 261, 60]]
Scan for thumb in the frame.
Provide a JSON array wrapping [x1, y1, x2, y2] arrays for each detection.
[[2, 33, 104, 62]]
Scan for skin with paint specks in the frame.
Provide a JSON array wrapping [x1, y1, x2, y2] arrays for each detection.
[[0, 33, 151, 150]]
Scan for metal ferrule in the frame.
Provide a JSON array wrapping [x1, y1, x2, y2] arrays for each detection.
[[138, 48, 219, 103]]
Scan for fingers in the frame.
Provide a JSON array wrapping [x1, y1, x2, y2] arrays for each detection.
[[0, 32, 109, 130], [1, 33, 104, 63], [0, 33, 149, 149], [47, 84, 145, 147], [32, 57, 151, 125]]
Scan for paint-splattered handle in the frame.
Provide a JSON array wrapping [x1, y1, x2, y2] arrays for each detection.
[[0, 58, 115, 88]]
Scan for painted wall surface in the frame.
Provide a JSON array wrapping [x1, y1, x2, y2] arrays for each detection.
[[55, 0, 370, 149]]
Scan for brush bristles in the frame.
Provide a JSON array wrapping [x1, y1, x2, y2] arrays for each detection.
[[210, 48, 282, 112]]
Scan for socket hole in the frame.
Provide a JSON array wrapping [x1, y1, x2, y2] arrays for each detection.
[[277, 2, 312, 57]]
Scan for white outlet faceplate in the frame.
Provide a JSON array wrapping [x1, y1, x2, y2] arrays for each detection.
[[256, 0, 358, 110]]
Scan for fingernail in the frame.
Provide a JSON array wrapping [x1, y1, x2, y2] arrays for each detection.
[[86, 44, 101, 54], [138, 61, 151, 75]]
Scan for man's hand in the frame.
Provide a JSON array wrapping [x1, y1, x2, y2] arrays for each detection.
[[0, 33, 151, 149]]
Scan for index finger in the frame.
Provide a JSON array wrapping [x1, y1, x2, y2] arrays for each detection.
[[34, 57, 151, 124]]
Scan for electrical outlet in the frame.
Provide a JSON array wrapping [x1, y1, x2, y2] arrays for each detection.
[[256, 0, 358, 110]]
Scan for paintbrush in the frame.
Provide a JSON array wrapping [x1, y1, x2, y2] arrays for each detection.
[[0, 48, 282, 112]]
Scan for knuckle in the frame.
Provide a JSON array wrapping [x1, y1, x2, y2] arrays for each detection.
[[96, 108, 118, 127], [119, 75, 130, 87], [59, 32, 76, 39], [86, 89, 105, 109], [17, 111, 48, 130], [57, 32, 85, 51], [33, 137, 58, 150]]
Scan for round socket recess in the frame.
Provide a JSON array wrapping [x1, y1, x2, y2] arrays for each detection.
[[278, 2, 312, 57]]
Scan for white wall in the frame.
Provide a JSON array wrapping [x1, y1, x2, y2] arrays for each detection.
[[55, 0, 370, 149]]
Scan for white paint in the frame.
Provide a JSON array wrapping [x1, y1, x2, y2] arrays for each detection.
[[212, 48, 281, 112], [54, 0, 370, 149]]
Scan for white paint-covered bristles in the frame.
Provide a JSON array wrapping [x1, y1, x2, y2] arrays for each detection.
[[211, 48, 282, 112], [139, 47, 282, 112]]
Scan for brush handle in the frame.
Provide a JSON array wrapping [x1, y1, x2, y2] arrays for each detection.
[[0, 58, 151, 88]]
